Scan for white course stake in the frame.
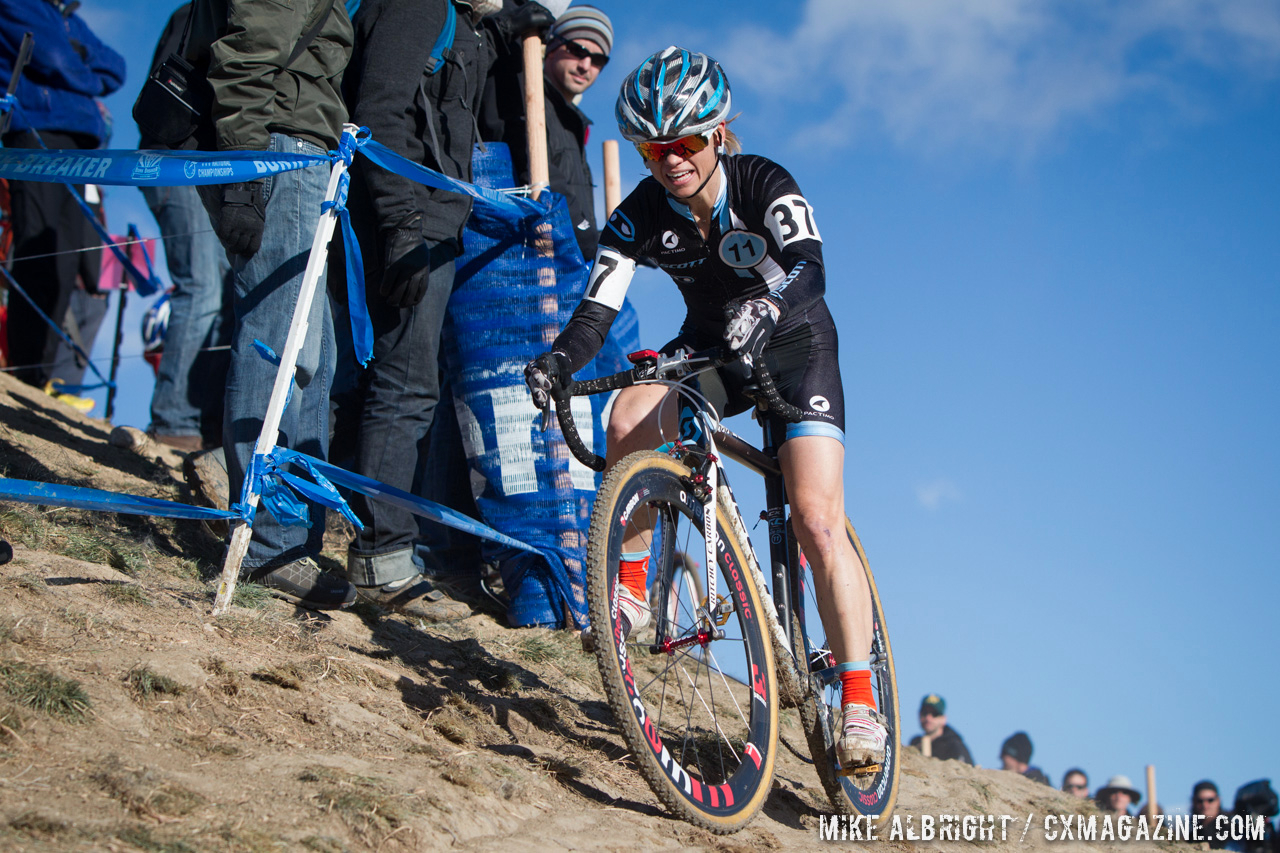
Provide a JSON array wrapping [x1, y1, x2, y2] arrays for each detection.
[[212, 136, 353, 615]]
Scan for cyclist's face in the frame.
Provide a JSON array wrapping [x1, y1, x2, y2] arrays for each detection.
[[645, 125, 722, 202]]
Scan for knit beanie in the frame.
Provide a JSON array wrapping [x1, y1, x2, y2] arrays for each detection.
[[549, 5, 613, 56]]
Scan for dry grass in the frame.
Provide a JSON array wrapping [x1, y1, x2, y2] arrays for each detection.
[[126, 665, 189, 699], [0, 660, 91, 720], [91, 753, 206, 819]]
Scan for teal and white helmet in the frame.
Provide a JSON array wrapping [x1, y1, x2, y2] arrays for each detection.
[[616, 46, 731, 142]]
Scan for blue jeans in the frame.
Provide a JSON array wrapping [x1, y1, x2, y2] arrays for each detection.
[[206, 134, 335, 570], [345, 243, 457, 587], [143, 183, 232, 443]]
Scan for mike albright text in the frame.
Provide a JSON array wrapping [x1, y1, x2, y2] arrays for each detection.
[[818, 812, 1269, 844]]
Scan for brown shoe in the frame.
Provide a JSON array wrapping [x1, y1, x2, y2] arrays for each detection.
[[355, 574, 471, 622], [150, 432, 204, 453], [183, 448, 231, 536]]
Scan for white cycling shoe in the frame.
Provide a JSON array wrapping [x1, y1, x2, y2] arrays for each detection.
[[836, 703, 888, 771], [581, 584, 652, 653]]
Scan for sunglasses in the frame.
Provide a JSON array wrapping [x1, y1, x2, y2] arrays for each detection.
[[1194, 797, 1218, 804], [1065, 783, 1088, 791], [635, 131, 715, 163], [552, 37, 608, 69]]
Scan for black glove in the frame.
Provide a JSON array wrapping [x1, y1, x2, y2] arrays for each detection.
[[524, 351, 570, 410], [723, 297, 782, 363], [215, 180, 267, 258], [499, 1, 554, 39], [380, 223, 432, 308]]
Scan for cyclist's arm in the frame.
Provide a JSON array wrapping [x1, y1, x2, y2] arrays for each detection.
[[552, 244, 638, 372], [749, 157, 826, 318]]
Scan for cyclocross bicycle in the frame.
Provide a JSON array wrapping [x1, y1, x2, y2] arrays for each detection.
[[545, 346, 900, 833]]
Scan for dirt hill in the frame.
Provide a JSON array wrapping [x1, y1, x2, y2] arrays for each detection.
[[0, 371, 1178, 852]]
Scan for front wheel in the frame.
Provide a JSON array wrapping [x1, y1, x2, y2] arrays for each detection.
[[587, 450, 778, 834], [789, 519, 899, 822]]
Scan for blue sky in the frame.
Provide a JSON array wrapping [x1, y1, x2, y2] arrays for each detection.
[[78, 0, 1279, 814]]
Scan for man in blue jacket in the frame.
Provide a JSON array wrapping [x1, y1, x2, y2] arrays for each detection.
[[0, 0, 124, 390]]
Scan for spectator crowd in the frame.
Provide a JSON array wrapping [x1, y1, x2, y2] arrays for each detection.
[[907, 692, 1279, 849]]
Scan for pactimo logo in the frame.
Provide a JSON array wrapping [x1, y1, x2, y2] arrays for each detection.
[[809, 395, 830, 412], [661, 230, 678, 249]]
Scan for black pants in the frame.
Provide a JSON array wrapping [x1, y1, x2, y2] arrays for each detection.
[[4, 130, 98, 387]]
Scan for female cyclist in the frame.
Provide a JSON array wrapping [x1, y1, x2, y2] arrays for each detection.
[[524, 46, 887, 771]]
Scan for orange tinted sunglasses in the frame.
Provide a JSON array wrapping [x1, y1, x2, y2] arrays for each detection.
[[635, 130, 715, 162]]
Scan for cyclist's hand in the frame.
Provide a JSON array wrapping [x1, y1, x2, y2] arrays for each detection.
[[524, 351, 570, 410], [724, 297, 782, 362]]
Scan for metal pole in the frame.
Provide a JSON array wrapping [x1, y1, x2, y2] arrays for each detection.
[[104, 285, 126, 421], [212, 146, 350, 614]]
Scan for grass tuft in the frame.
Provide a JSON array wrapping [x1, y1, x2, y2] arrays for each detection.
[[92, 754, 206, 818], [126, 666, 188, 698], [0, 661, 91, 720], [8, 811, 70, 838], [104, 582, 152, 607]]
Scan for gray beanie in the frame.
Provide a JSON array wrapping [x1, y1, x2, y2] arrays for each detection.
[[549, 5, 613, 57]]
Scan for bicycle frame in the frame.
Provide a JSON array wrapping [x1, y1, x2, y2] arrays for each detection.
[[550, 347, 815, 688]]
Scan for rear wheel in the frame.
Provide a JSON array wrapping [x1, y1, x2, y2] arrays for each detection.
[[587, 450, 778, 833], [789, 519, 899, 822]]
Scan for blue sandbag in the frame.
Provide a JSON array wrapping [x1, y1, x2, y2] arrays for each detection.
[[441, 143, 638, 628]]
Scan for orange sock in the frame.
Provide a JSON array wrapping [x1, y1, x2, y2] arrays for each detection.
[[839, 665, 875, 709], [619, 551, 649, 600]]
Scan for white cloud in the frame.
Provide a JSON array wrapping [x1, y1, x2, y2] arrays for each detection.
[[714, 0, 1280, 153], [916, 478, 962, 510]]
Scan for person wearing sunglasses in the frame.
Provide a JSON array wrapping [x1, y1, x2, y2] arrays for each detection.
[[478, 4, 613, 260], [1062, 768, 1091, 799], [526, 45, 889, 774], [908, 694, 973, 765]]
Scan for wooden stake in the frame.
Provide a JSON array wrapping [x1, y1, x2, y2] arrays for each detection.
[[1145, 764, 1158, 820], [522, 33, 549, 200], [603, 139, 621, 219]]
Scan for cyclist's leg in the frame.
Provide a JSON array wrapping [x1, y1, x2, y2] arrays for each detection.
[[777, 436, 871, 665]]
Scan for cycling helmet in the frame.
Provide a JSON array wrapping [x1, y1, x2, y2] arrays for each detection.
[[141, 291, 171, 353], [616, 46, 730, 143]]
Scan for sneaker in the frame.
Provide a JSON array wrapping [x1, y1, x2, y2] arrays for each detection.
[[581, 584, 652, 652], [355, 574, 470, 622], [44, 378, 95, 413], [244, 558, 356, 610], [149, 431, 204, 453], [836, 703, 888, 771]]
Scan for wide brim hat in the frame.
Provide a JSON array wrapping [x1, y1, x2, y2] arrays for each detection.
[[1097, 775, 1142, 802]]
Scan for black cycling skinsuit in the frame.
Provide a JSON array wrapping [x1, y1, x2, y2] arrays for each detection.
[[551, 153, 845, 442]]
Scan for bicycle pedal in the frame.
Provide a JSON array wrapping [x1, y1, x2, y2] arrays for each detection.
[[838, 762, 881, 778]]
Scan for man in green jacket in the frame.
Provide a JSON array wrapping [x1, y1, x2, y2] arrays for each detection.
[[186, 0, 357, 609]]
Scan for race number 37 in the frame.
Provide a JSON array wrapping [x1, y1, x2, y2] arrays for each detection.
[[767, 194, 822, 248]]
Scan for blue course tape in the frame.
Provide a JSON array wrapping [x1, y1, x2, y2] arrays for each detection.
[[357, 139, 548, 221], [0, 478, 238, 522], [265, 447, 540, 555], [324, 128, 373, 367], [0, 146, 327, 187]]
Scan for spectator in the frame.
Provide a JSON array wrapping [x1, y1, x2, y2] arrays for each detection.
[[186, 0, 356, 609], [1096, 774, 1141, 815], [907, 694, 973, 765], [139, 3, 231, 452], [1000, 731, 1051, 785], [43, 180, 107, 411], [337, 0, 535, 619], [0, 0, 124, 394], [1062, 767, 1090, 799], [479, 2, 611, 261], [1191, 780, 1228, 849]]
